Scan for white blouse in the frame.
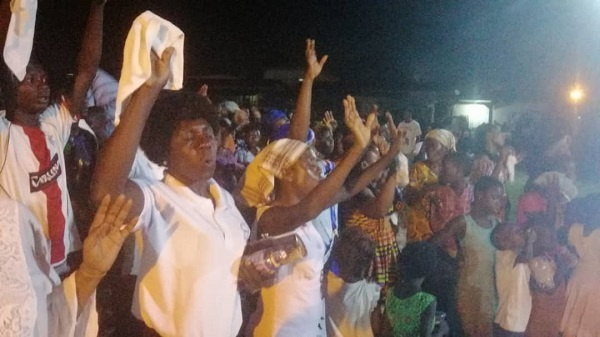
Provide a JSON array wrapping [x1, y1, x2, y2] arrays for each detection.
[[132, 174, 250, 337]]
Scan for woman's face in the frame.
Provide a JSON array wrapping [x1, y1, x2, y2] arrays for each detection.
[[168, 119, 218, 182], [245, 129, 261, 148], [425, 138, 448, 163], [315, 128, 334, 156], [288, 148, 322, 195]]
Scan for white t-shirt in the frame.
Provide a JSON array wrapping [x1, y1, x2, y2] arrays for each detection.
[[131, 174, 250, 337], [0, 104, 77, 266], [0, 198, 97, 337], [396, 120, 422, 156], [326, 272, 381, 337], [494, 250, 532, 332]]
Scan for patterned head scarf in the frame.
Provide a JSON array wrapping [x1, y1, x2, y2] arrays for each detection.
[[240, 139, 308, 207], [425, 129, 456, 152]]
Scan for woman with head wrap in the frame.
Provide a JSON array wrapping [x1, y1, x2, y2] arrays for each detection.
[[241, 95, 377, 337], [404, 129, 456, 241]]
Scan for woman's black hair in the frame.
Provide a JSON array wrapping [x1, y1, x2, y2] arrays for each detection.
[[474, 176, 503, 194], [140, 90, 219, 166], [397, 241, 437, 280], [333, 227, 376, 278]]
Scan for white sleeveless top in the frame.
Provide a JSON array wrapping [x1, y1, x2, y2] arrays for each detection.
[[249, 206, 337, 337]]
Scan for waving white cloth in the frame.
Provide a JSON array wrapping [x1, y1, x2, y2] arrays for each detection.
[[0, 198, 98, 337], [3, 0, 38, 81], [115, 10, 184, 123]]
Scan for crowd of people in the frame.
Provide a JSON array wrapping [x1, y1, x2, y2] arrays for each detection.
[[1, 1, 600, 337]]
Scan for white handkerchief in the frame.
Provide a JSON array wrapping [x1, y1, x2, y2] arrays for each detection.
[[3, 0, 38, 81], [115, 10, 184, 123]]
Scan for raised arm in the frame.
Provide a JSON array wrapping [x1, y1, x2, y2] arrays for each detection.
[[335, 116, 403, 203], [0, 0, 10, 52], [288, 39, 327, 141], [359, 165, 398, 219], [63, 0, 106, 118], [259, 96, 372, 236], [75, 194, 136, 313], [91, 48, 174, 215]]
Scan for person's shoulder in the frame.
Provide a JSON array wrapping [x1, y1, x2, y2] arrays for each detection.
[[417, 291, 436, 303]]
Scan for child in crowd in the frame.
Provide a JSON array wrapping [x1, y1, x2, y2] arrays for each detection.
[[491, 223, 536, 337], [421, 151, 473, 337], [382, 241, 449, 337], [524, 213, 577, 337], [326, 227, 381, 337], [432, 176, 504, 337]]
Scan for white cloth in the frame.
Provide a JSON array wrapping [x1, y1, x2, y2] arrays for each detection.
[[3, 0, 37, 81], [494, 250, 532, 333], [131, 174, 250, 337], [85, 69, 118, 108], [85, 69, 118, 124], [0, 198, 97, 337], [249, 207, 333, 337], [395, 152, 410, 187], [0, 103, 79, 266], [396, 120, 422, 156], [326, 272, 381, 337], [115, 10, 184, 122]]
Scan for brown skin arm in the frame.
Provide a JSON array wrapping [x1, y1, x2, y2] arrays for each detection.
[[91, 48, 175, 216], [259, 144, 365, 236], [332, 148, 397, 205], [359, 171, 397, 219], [74, 195, 137, 314], [334, 120, 402, 205], [63, 0, 105, 118], [0, 0, 10, 52], [259, 96, 372, 236], [288, 39, 328, 142]]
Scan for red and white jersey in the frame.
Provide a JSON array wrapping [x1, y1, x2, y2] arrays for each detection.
[[0, 103, 78, 265]]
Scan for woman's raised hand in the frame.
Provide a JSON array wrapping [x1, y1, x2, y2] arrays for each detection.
[[145, 47, 175, 89], [304, 39, 328, 81], [79, 195, 137, 278], [343, 95, 374, 149]]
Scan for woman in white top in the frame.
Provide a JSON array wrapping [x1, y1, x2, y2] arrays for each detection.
[[92, 49, 257, 337]]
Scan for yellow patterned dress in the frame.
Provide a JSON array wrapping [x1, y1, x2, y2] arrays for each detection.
[[345, 209, 398, 288], [406, 162, 439, 241]]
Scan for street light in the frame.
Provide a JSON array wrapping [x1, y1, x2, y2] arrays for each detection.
[[569, 86, 584, 104]]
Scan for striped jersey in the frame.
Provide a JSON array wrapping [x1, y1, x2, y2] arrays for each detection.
[[0, 103, 78, 265]]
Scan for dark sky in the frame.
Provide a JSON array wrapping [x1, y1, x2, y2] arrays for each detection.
[[34, 0, 600, 102]]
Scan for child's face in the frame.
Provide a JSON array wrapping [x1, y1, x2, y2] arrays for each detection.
[[478, 186, 503, 215], [442, 159, 462, 185]]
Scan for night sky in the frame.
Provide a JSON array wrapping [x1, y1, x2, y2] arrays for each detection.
[[34, 0, 600, 103]]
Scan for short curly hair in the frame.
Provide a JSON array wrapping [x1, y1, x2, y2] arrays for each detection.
[[398, 241, 438, 280], [140, 91, 219, 165]]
